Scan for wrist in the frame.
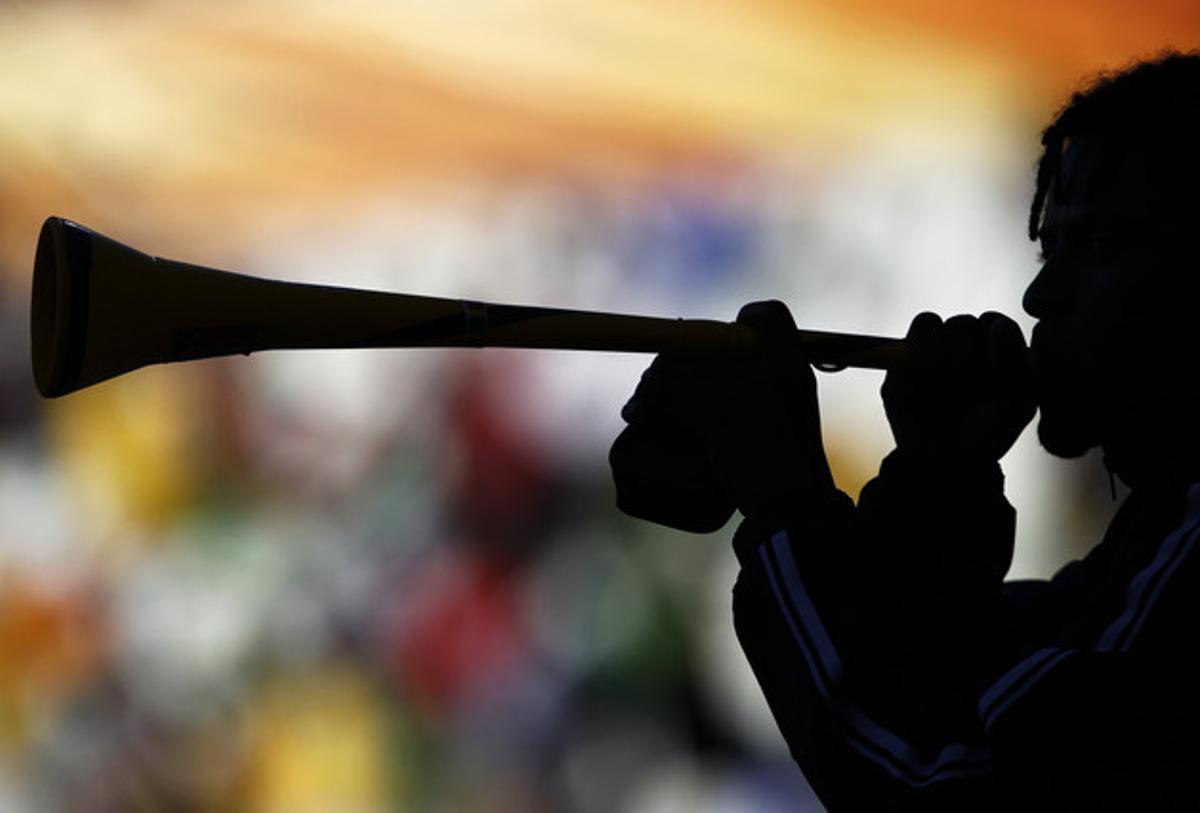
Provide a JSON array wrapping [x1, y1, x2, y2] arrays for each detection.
[[738, 481, 848, 528], [882, 446, 1004, 494]]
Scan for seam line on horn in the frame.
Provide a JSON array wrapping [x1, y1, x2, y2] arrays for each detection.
[[462, 300, 488, 347]]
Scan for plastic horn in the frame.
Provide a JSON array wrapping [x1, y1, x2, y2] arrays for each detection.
[[30, 216, 907, 398]]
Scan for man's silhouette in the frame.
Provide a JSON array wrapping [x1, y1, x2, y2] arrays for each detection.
[[611, 52, 1200, 809]]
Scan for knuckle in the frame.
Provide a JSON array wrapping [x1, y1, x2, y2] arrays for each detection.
[[943, 313, 979, 333], [908, 311, 943, 340], [737, 299, 795, 332]]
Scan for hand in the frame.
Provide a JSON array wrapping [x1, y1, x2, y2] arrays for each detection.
[[882, 312, 1036, 463], [611, 300, 835, 528], [609, 409, 736, 533]]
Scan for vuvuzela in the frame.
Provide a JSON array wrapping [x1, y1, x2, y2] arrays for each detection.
[[30, 216, 906, 398]]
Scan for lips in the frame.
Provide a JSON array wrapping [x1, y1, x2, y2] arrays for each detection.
[[1028, 322, 1067, 402], [1028, 323, 1049, 371], [1029, 321, 1049, 352], [1029, 321, 1067, 361]]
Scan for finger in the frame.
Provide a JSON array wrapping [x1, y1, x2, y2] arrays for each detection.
[[882, 312, 945, 437], [980, 312, 1028, 371], [980, 312, 1035, 409], [886, 311, 942, 389], [904, 312, 945, 366], [747, 351, 818, 410], [736, 300, 798, 345], [688, 352, 779, 425], [905, 311, 944, 341], [942, 314, 983, 368], [621, 353, 708, 423]]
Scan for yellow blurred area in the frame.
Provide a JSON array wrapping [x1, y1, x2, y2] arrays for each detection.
[[44, 368, 204, 536], [246, 664, 394, 813]]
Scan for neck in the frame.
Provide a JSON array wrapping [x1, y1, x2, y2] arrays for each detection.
[[1103, 417, 1200, 493]]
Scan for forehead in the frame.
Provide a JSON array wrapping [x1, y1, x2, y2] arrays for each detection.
[[1043, 138, 1151, 233]]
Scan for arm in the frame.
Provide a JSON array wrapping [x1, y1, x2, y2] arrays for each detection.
[[728, 314, 1200, 809], [613, 306, 1200, 807], [725, 313, 1026, 808], [737, 523, 1200, 810], [611, 306, 1026, 807], [609, 305, 1017, 806], [730, 451, 1017, 810]]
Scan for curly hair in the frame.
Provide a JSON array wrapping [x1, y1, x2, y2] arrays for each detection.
[[1028, 50, 1200, 241]]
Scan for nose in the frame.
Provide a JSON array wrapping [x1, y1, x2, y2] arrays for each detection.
[[1023, 261, 1064, 320]]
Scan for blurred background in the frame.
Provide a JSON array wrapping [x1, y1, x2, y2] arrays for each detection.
[[1, 1, 1198, 810]]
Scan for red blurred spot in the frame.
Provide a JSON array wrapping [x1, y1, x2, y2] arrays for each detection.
[[383, 549, 530, 718]]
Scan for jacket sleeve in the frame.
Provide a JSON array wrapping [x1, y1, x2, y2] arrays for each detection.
[[730, 450, 1200, 810]]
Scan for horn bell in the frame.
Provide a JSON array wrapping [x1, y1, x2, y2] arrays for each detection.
[[32, 217, 158, 397], [31, 216, 200, 398]]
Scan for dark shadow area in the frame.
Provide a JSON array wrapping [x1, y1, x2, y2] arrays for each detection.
[[612, 51, 1200, 810]]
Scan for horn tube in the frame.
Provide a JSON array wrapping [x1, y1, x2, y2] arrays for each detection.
[[30, 216, 906, 398]]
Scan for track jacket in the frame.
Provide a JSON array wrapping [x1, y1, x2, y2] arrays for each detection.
[[732, 449, 1200, 810]]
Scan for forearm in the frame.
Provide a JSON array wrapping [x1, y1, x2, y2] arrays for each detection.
[[732, 481, 1200, 810], [729, 456, 1023, 809], [733, 520, 1001, 811]]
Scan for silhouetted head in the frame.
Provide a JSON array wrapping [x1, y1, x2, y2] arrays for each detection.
[[1023, 52, 1200, 487]]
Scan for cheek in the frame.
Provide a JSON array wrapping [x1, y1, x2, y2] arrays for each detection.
[[1068, 276, 1150, 364], [1086, 293, 1171, 370], [1033, 313, 1120, 413]]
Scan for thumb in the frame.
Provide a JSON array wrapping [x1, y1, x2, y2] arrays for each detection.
[[736, 300, 798, 346]]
